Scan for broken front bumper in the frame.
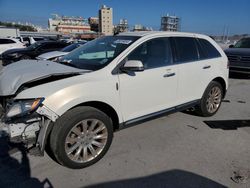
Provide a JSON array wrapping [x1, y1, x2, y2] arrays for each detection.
[[0, 104, 58, 156], [0, 116, 40, 141]]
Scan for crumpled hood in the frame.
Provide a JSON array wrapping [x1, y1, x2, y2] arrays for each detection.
[[37, 51, 69, 60], [0, 60, 87, 96]]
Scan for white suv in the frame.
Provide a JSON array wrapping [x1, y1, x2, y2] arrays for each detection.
[[0, 38, 25, 54], [0, 32, 228, 169]]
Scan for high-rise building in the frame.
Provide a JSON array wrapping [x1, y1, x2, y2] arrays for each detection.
[[99, 5, 113, 35], [161, 14, 180, 32]]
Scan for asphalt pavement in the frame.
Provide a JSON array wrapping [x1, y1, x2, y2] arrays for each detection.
[[0, 61, 249, 188]]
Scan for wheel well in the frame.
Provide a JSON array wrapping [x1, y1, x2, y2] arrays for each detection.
[[75, 101, 120, 131], [212, 77, 226, 98], [44, 101, 120, 155]]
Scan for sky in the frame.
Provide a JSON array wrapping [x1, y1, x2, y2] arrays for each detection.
[[0, 0, 249, 35]]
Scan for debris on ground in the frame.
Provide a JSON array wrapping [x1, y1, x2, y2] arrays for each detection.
[[231, 169, 249, 184]]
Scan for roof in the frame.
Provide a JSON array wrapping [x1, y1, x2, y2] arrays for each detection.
[[118, 31, 208, 38]]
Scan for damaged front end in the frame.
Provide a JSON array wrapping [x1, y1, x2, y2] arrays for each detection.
[[0, 60, 88, 155], [0, 60, 87, 155], [0, 96, 58, 156]]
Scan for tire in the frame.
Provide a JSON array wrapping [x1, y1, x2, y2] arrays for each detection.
[[49, 106, 113, 169], [197, 81, 223, 117]]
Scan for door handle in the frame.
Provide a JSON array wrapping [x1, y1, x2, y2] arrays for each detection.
[[203, 65, 211, 69], [163, 72, 176, 77]]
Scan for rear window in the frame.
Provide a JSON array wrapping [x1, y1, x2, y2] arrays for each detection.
[[0, 39, 16, 44], [198, 39, 221, 59], [172, 37, 199, 63]]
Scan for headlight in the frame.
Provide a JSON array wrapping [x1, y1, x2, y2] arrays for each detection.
[[6, 98, 44, 119]]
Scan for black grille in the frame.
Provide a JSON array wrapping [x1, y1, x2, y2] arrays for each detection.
[[227, 55, 250, 64]]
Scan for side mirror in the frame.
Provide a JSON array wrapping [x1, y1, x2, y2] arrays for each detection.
[[229, 44, 234, 48], [120, 60, 144, 72]]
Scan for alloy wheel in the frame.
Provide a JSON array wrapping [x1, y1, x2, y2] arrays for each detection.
[[64, 119, 108, 163], [206, 86, 222, 113]]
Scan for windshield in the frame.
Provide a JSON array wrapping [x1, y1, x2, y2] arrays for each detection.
[[27, 42, 41, 50], [234, 38, 250, 48], [59, 36, 139, 70], [61, 43, 83, 52]]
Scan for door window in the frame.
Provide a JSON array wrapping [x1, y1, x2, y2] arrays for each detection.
[[172, 37, 199, 63], [127, 38, 172, 69]]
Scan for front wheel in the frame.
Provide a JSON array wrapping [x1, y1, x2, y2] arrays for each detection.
[[197, 81, 223, 117], [49, 106, 113, 169]]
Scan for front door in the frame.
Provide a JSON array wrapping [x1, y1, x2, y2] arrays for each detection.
[[118, 37, 179, 122]]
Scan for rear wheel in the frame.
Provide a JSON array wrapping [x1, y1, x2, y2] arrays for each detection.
[[49, 106, 113, 169], [197, 81, 223, 117]]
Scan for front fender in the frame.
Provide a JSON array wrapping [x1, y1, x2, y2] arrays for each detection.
[[15, 75, 122, 123]]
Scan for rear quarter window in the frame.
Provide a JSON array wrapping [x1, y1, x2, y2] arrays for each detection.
[[198, 38, 221, 59]]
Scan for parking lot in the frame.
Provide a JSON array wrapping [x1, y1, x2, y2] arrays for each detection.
[[0, 60, 249, 188]]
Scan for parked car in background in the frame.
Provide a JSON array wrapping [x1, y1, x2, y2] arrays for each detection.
[[1, 40, 69, 66], [224, 37, 250, 75], [37, 41, 87, 61], [0, 32, 228, 169], [0, 38, 25, 54], [17, 36, 50, 46]]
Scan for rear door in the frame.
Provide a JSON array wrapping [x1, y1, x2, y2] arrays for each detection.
[[171, 37, 207, 104], [171, 37, 222, 105]]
